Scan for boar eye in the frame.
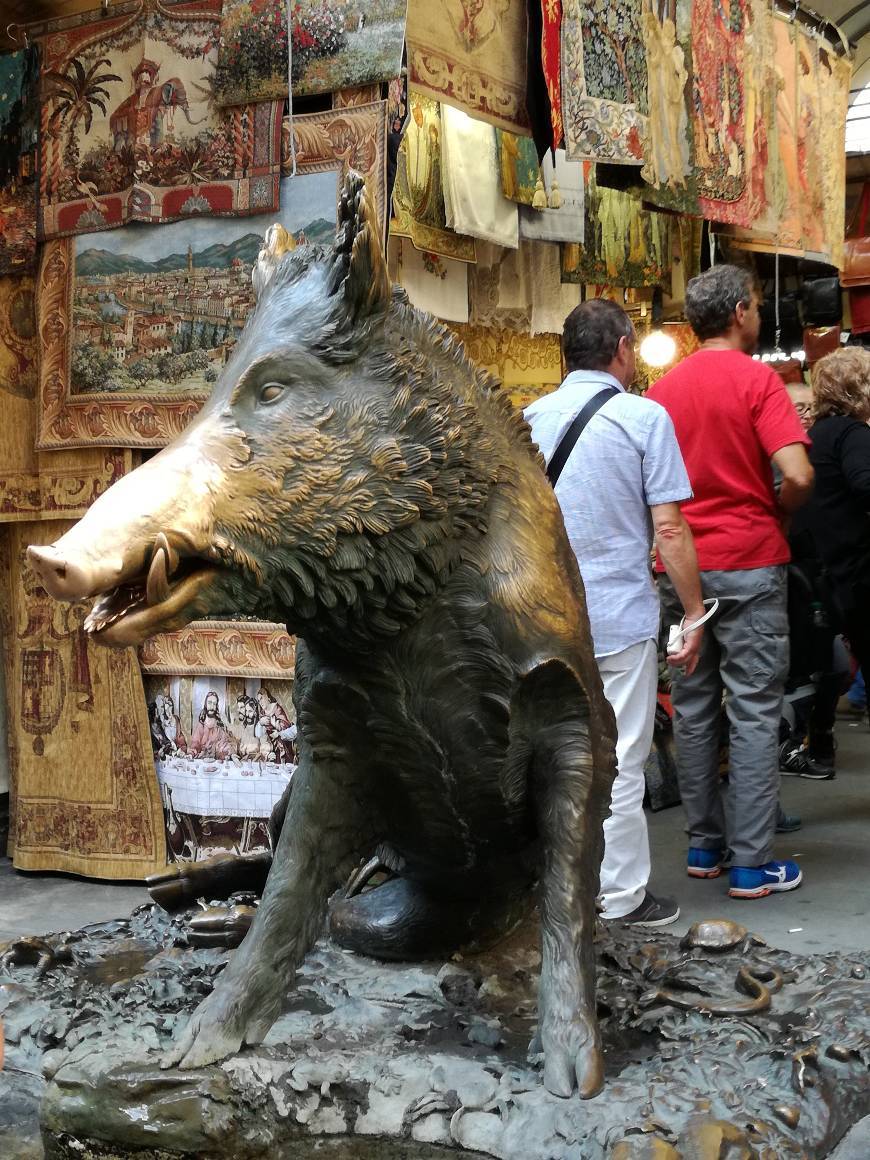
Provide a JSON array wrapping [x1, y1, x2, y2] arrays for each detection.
[[258, 382, 286, 405]]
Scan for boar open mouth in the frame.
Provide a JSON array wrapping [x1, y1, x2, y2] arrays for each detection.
[[83, 533, 220, 645]]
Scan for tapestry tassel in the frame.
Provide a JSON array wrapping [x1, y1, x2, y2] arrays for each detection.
[[548, 179, 562, 209], [532, 176, 547, 210]]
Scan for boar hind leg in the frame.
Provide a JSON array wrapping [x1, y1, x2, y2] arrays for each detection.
[[519, 659, 616, 1100], [163, 758, 374, 1070]]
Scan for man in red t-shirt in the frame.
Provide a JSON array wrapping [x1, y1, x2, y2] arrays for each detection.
[[647, 264, 813, 900]]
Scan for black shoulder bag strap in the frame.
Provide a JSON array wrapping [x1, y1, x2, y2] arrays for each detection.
[[546, 386, 619, 487]]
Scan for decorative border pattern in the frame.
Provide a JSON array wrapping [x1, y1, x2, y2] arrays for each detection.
[[36, 102, 388, 449], [138, 619, 296, 678]]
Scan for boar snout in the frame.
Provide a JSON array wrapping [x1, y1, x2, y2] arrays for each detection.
[[27, 543, 125, 603]]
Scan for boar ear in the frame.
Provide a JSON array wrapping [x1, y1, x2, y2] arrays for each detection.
[[252, 223, 296, 299], [332, 172, 390, 321]]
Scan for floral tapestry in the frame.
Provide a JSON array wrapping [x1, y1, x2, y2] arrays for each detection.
[[560, 170, 671, 291], [1, 519, 166, 878], [0, 274, 130, 521], [0, 47, 40, 275], [561, 0, 648, 165], [391, 93, 476, 263], [36, 0, 283, 240], [639, 0, 698, 215], [37, 102, 387, 449], [406, 0, 531, 135], [212, 0, 407, 106]]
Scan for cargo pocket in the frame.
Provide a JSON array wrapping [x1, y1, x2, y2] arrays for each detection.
[[748, 603, 790, 684]]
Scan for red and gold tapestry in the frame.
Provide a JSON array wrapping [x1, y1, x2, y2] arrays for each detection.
[[0, 274, 130, 520], [406, 0, 531, 135], [36, 0, 282, 240], [692, 0, 772, 228], [0, 520, 166, 878], [0, 47, 40, 275], [561, 0, 648, 166], [540, 0, 563, 150]]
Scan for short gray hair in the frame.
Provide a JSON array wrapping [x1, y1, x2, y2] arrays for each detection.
[[685, 265, 757, 341]]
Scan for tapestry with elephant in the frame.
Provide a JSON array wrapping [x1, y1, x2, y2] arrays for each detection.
[[35, 0, 283, 240]]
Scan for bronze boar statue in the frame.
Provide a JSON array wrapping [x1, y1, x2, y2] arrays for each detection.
[[27, 174, 616, 1099]]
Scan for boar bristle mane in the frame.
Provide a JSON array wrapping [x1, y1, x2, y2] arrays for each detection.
[[192, 181, 548, 647]]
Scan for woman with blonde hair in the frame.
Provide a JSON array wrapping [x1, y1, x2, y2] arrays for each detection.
[[800, 347, 870, 678]]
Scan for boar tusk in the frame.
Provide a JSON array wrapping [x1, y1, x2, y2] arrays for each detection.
[[154, 531, 179, 578], [146, 546, 171, 607]]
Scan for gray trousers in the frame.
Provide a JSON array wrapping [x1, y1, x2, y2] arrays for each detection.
[[659, 566, 789, 868]]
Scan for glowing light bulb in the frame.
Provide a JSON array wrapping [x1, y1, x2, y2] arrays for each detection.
[[639, 330, 677, 368]]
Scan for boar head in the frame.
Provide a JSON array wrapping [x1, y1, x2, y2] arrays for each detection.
[[27, 175, 505, 648]]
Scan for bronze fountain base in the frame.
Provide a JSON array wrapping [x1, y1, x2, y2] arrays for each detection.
[[1, 900, 869, 1160]]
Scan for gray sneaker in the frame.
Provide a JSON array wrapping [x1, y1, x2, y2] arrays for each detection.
[[610, 891, 680, 928]]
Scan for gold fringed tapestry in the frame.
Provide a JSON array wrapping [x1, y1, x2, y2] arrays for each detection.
[[406, 0, 531, 135], [1, 520, 166, 878]]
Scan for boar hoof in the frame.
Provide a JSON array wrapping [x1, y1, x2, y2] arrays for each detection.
[[541, 1014, 604, 1099], [162, 984, 280, 1070]]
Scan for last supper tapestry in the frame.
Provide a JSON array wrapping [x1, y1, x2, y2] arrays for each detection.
[[35, 0, 282, 240]]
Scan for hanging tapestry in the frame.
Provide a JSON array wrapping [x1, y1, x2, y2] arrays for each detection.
[[0, 47, 40, 275], [497, 130, 541, 205], [393, 238, 470, 323], [447, 322, 562, 410], [519, 149, 585, 244], [767, 16, 802, 252], [212, 0, 407, 106], [0, 274, 131, 521], [560, 170, 671, 290], [639, 0, 698, 214], [37, 103, 386, 449], [814, 43, 851, 269], [406, 0, 531, 135], [36, 0, 283, 240], [540, 0, 563, 150], [561, 0, 648, 166], [140, 620, 296, 863], [441, 103, 519, 249], [391, 93, 476, 263], [692, 0, 772, 228], [1, 519, 166, 878], [469, 240, 580, 335]]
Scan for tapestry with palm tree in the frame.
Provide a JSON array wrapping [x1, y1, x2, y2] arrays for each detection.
[[36, 0, 283, 240], [0, 46, 40, 275]]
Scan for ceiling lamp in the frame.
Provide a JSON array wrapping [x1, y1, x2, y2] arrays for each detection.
[[639, 329, 677, 368]]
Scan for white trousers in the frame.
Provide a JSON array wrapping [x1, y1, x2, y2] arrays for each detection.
[[596, 638, 658, 918]]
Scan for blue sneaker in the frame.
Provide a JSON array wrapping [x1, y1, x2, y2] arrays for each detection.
[[729, 860, 802, 899], [687, 847, 724, 879]]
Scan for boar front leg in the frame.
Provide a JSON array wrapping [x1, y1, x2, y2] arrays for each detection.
[[521, 659, 616, 1100], [163, 757, 374, 1069]]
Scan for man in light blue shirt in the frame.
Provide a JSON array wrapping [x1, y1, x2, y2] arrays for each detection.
[[525, 298, 705, 926]]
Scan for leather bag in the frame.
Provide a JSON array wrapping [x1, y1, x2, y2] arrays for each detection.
[[842, 183, 870, 288], [803, 325, 841, 365], [802, 277, 842, 326]]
